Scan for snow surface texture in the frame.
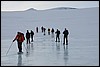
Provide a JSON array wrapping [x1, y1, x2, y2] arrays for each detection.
[[1, 7, 99, 66]]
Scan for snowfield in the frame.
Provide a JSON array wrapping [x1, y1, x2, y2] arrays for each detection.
[[1, 7, 99, 66]]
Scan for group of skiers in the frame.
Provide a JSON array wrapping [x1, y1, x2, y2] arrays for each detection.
[[13, 32, 25, 53], [35, 26, 46, 35], [55, 28, 69, 45], [13, 26, 69, 53], [26, 30, 34, 44], [13, 30, 34, 53]]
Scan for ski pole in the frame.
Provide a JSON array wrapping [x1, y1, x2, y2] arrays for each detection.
[[6, 42, 13, 55], [23, 42, 26, 50], [60, 35, 61, 43], [61, 35, 63, 45], [23, 42, 28, 53]]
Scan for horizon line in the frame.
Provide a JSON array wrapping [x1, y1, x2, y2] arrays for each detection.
[[1, 6, 99, 12]]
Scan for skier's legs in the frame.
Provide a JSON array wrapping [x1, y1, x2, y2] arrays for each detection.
[[32, 38, 33, 42], [42, 29, 43, 32], [28, 38, 30, 44], [66, 36, 68, 45], [18, 42, 22, 52], [58, 35, 60, 42], [44, 32, 45, 35], [51, 33, 54, 38], [37, 29, 38, 33], [56, 35, 57, 42], [63, 36, 65, 44], [26, 39, 28, 44], [19, 42, 22, 52], [31, 36, 33, 42], [48, 32, 50, 35]]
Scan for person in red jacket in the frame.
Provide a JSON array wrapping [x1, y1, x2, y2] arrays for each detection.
[[13, 32, 25, 52]]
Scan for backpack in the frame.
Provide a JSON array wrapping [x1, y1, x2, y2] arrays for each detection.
[[17, 33, 25, 42], [21, 33, 25, 41]]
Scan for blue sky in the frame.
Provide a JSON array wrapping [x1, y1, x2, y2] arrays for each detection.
[[1, 1, 99, 11]]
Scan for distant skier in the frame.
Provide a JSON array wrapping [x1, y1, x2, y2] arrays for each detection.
[[36, 27, 38, 33], [51, 28, 54, 38], [13, 32, 25, 53], [63, 28, 69, 45], [30, 30, 34, 42], [48, 28, 50, 35], [43, 28, 46, 35], [26, 30, 30, 44], [41, 26, 44, 33], [55, 29, 60, 42], [51, 28, 54, 34]]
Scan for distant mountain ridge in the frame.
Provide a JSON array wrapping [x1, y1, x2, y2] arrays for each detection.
[[47, 7, 77, 10], [1, 7, 98, 12], [25, 7, 77, 11], [25, 8, 37, 11]]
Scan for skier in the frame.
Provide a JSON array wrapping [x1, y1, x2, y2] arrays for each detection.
[[36, 27, 38, 33], [63, 28, 69, 45], [43, 28, 46, 35], [26, 30, 30, 44], [48, 28, 50, 35], [41, 26, 44, 33], [30, 30, 34, 42], [51, 28, 54, 38], [13, 32, 25, 53], [51, 28, 54, 34], [55, 29, 60, 42]]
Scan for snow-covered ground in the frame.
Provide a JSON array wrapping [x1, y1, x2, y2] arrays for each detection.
[[1, 7, 99, 66]]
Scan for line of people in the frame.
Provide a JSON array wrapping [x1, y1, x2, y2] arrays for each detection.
[[40, 26, 69, 45], [55, 28, 69, 45], [13, 26, 69, 53], [26, 30, 34, 44], [36, 26, 54, 35], [13, 30, 34, 53]]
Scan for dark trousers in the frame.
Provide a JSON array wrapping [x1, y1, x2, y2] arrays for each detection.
[[27, 38, 30, 44], [31, 36, 33, 42], [51, 33, 54, 38], [63, 36, 68, 44], [42, 30, 43, 32], [48, 32, 50, 35], [44, 32, 46, 35], [56, 35, 60, 42], [36, 29, 38, 33], [17, 41, 22, 52]]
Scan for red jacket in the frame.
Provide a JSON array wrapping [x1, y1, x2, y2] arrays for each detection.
[[14, 33, 25, 42]]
